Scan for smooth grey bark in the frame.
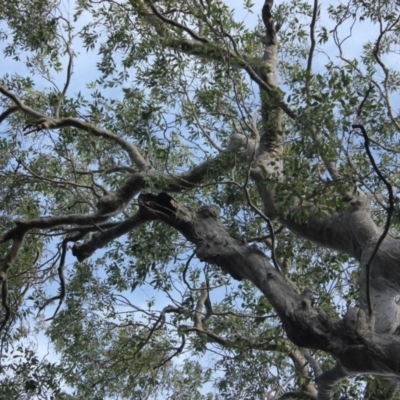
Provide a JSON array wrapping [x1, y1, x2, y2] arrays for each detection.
[[1, 1, 399, 398], [135, 191, 400, 400]]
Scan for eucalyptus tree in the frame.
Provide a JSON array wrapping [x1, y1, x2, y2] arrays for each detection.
[[1, 0, 400, 399]]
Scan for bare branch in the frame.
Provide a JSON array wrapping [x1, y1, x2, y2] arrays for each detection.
[[154, 334, 186, 370], [39, 232, 86, 319], [288, 348, 319, 398], [148, 3, 208, 44], [0, 233, 25, 332], [0, 85, 44, 119], [230, 177, 282, 273], [352, 124, 395, 328], [316, 364, 348, 400], [194, 284, 209, 330], [0, 106, 18, 125], [0, 85, 150, 170], [135, 193, 400, 387], [179, 326, 227, 346], [300, 348, 323, 378], [129, 0, 296, 119], [373, 11, 400, 131], [0, 214, 109, 244], [182, 102, 223, 152], [72, 210, 154, 261], [306, 0, 318, 75], [55, 23, 74, 119]]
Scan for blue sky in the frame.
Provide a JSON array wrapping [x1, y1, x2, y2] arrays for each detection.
[[1, 0, 399, 397]]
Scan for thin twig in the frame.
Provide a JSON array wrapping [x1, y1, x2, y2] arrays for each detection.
[[306, 0, 318, 75], [355, 84, 374, 119], [352, 124, 394, 327], [55, 19, 74, 119], [234, 161, 282, 274], [182, 251, 196, 290], [39, 232, 86, 320], [153, 334, 186, 369], [0, 106, 18, 125]]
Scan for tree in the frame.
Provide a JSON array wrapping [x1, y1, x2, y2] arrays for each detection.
[[0, 0, 400, 398]]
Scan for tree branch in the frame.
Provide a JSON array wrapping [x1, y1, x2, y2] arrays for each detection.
[[352, 124, 395, 328], [0, 233, 25, 332], [55, 16, 74, 119], [72, 210, 154, 261], [129, 0, 296, 119], [135, 192, 400, 394], [0, 214, 109, 244], [0, 106, 18, 125], [288, 348, 319, 399], [0, 85, 150, 170]]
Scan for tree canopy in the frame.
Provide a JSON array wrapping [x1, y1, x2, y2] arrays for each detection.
[[1, 0, 400, 398]]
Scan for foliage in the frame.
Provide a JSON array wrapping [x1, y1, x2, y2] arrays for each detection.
[[0, 0, 400, 399]]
